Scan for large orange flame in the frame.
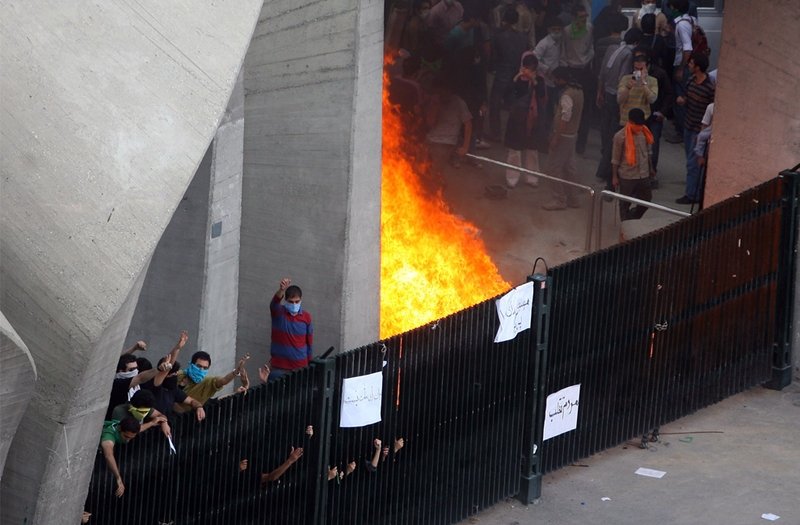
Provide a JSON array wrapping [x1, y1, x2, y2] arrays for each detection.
[[380, 70, 510, 338]]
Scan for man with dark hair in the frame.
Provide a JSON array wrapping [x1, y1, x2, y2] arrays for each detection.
[[100, 416, 141, 497], [144, 356, 207, 421], [675, 50, 714, 204], [559, 4, 594, 153], [110, 388, 171, 437], [503, 53, 548, 188], [176, 349, 249, 409], [105, 351, 159, 420], [612, 108, 654, 220], [542, 67, 584, 211], [488, 7, 527, 141], [269, 277, 314, 380], [633, 46, 672, 186], [596, 27, 642, 188], [667, 0, 700, 138]]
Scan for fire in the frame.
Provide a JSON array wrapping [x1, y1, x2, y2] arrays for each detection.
[[380, 69, 510, 338]]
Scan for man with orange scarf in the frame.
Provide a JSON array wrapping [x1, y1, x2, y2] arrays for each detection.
[[611, 108, 654, 220]]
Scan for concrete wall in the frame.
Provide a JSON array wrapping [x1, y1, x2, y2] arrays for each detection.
[[237, 0, 383, 366], [0, 311, 37, 475], [125, 73, 245, 391], [704, 0, 800, 207], [0, 2, 261, 522]]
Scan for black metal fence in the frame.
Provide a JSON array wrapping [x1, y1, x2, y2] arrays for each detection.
[[86, 173, 797, 524], [540, 174, 797, 472]]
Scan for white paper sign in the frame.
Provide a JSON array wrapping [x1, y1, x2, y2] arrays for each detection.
[[340, 371, 383, 428], [543, 384, 580, 440], [494, 281, 534, 343]]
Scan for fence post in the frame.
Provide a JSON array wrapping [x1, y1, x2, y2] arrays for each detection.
[[766, 169, 800, 390], [518, 273, 551, 504], [309, 357, 336, 525]]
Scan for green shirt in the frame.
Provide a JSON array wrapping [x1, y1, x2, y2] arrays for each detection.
[[100, 421, 126, 445]]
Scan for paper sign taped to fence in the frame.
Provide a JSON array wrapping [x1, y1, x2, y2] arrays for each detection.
[[494, 281, 535, 343], [340, 371, 383, 428], [543, 384, 580, 440]]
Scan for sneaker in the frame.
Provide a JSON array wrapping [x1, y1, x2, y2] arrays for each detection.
[[523, 178, 539, 188], [542, 201, 567, 211], [675, 195, 698, 204], [475, 139, 491, 150], [505, 181, 518, 189]]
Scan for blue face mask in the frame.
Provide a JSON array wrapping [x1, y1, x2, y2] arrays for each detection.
[[186, 362, 208, 383], [285, 301, 302, 315]]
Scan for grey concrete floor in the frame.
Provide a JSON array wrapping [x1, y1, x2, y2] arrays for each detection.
[[437, 125, 800, 524]]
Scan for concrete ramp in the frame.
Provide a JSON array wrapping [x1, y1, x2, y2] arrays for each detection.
[[0, 311, 37, 475], [0, 2, 262, 522]]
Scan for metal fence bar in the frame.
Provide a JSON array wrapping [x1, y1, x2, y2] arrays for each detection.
[[541, 177, 785, 473], [766, 169, 799, 389], [467, 153, 596, 252], [597, 189, 691, 249]]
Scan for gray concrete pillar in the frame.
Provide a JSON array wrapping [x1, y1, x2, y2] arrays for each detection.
[[0, 3, 261, 522], [237, 0, 383, 363], [125, 72, 245, 388], [0, 311, 37, 474]]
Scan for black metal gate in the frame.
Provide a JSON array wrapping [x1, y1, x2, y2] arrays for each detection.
[[85, 172, 797, 524]]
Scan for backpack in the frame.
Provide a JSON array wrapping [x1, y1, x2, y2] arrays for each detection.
[[678, 17, 710, 56]]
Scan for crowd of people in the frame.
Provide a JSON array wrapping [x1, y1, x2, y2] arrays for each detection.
[[388, 0, 716, 218], [92, 277, 404, 523]]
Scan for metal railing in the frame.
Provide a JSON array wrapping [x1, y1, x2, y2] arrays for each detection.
[[467, 153, 596, 252], [597, 189, 691, 248]]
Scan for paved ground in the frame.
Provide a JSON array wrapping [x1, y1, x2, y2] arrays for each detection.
[[436, 126, 800, 524], [472, 381, 800, 525], [441, 122, 692, 285]]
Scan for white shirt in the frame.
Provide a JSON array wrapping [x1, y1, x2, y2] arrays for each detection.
[[534, 35, 561, 87], [673, 14, 697, 66]]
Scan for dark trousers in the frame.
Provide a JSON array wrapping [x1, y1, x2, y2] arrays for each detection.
[[595, 93, 620, 184], [646, 115, 664, 171], [618, 177, 653, 220], [567, 65, 593, 152]]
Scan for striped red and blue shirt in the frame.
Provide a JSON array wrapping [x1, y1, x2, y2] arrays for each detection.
[[270, 294, 313, 370]]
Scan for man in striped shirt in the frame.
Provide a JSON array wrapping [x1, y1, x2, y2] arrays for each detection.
[[269, 277, 314, 380], [675, 51, 714, 204]]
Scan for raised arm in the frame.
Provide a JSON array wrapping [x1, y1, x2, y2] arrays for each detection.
[[129, 367, 159, 388], [275, 277, 291, 301], [261, 446, 304, 484], [213, 353, 251, 390], [153, 331, 189, 387], [121, 340, 146, 356]]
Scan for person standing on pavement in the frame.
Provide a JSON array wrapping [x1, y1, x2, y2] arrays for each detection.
[[612, 108, 654, 220], [595, 27, 642, 190], [674, 51, 714, 204], [542, 67, 584, 211], [559, 3, 593, 154], [503, 53, 548, 189]]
